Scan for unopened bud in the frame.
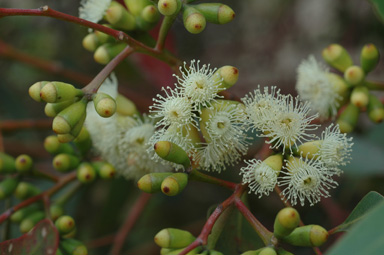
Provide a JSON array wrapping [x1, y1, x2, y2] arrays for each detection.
[[327, 73, 349, 105], [273, 207, 300, 239], [0, 177, 19, 199], [92, 161, 116, 179], [282, 225, 328, 247], [141, 5, 160, 23], [275, 248, 294, 255], [29, 81, 49, 102], [94, 43, 126, 65], [14, 182, 40, 200], [55, 215, 76, 235], [322, 44, 353, 72], [361, 43, 379, 73], [93, 93, 117, 118], [44, 135, 75, 154], [138, 172, 173, 193], [350, 86, 369, 108], [161, 173, 188, 196], [50, 204, 64, 221], [125, 0, 152, 16], [337, 104, 360, 133], [368, 93, 384, 123], [240, 249, 263, 255], [105, 2, 135, 30], [212, 65, 239, 90], [183, 6, 206, 34], [155, 141, 191, 168], [94, 24, 115, 44], [10, 204, 40, 223], [40, 82, 83, 103], [0, 152, 16, 174], [263, 154, 283, 173], [154, 228, 195, 248], [73, 127, 92, 155], [158, 0, 181, 16], [44, 99, 77, 118], [116, 94, 138, 116], [59, 238, 88, 255], [15, 154, 33, 173], [194, 3, 235, 24], [82, 33, 100, 52], [20, 211, 45, 233], [344, 66, 365, 87], [77, 163, 97, 183], [53, 153, 80, 172], [52, 97, 88, 134], [259, 248, 277, 255], [297, 141, 322, 159]]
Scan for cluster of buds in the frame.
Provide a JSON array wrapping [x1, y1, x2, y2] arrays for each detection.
[[28, 81, 116, 142]]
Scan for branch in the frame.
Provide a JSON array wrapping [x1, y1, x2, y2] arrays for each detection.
[[0, 119, 51, 131], [189, 169, 237, 190]]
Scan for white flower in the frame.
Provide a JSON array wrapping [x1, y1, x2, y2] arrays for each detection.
[[317, 124, 353, 170], [149, 87, 198, 131], [79, 0, 111, 23], [296, 55, 340, 119], [279, 157, 337, 206], [174, 60, 223, 111], [240, 159, 278, 198]]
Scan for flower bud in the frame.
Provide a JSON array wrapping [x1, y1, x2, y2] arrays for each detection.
[[53, 153, 81, 172], [55, 215, 76, 235], [0, 152, 16, 174], [367, 93, 384, 123], [77, 163, 97, 183], [52, 97, 88, 134], [214, 65, 239, 90], [322, 44, 353, 72], [44, 99, 77, 118], [94, 24, 115, 44], [282, 225, 328, 247], [337, 103, 360, 133], [0, 177, 19, 199], [141, 5, 160, 23], [240, 249, 263, 255], [183, 6, 206, 34], [50, 204, 64, 222], [137, 172, 173, 193], [360, 43, 379, 73], [263, 154, 283, 173], [194, 3, 235, 24], [10, 204, 40, 223], [93, 92, 117, 118], [327, 73, 349, 105], [350, 86, 369, 108], [116, 94, 139, 116], [260, 248, 277, 255], [59, 238, 88, 255], [19, 211, 45, 233], [275, 248, 294, 255], [14, 182, 40, 200], [15, 154, 33, 173], [155, 141, 191, 168], [297, 141, 322, 159], [344, 66, 365, 87], [154, 228, 195, 248], [73, 127, 92, 156], [44, 135, 75, 154], [273, 207, 300, 239], [92, 161, 116, 179], [158, 0, 181, 16], [82, 33, 100, 52], [105, 2, 135, 30], [94, 43, 126, 65], [161, 173, 188, 196], [29, 81, 49, 102], [135, 15, 157, 31], [125, 0, 152, 16], [40, 82, 83, 103]]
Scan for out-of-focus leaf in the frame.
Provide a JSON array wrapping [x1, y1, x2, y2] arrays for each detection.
[[0, 218, 59, 255], [326, 201, 384, 255], [332, 191, 384, 232], [369, 0, 384, 24]]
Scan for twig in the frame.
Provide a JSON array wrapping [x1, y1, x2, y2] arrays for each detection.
[[0, 119, 51, 131], [189, 169, 237, 190], [155, 16, 177, 51]]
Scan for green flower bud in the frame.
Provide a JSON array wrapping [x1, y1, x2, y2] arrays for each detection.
[[273, 207, 300, 239], [259, 248, 277, 255], [154, 228, 195, 248], [161, 173, 188, 196], [44, 135, 75, 154], [52, 97, 88, 134], [92, 161, 116, 179], [327, 73, 349, 106], [82, 33, 100, 52], [93, 92, 117, 118], [360, 43, 379, 73], [77, 163, 97, 183], [44, 99, 78, 118], [59, 238, 88, 255], [50, 204, 64, 221], [116, 94, 139, 116], [0, 152, 16, 174], [29, 81, 49, 102], [183, 6, 206, 34], [351, 86, 369, 108], [344, 65, 365, 87], [135, 15, 157, 31], [14, 182, 40, 200], [73, 127, 92, 156], [212, 65, 239, 90], [158, 0, 181, 16], [322, 44, 353, 72], [105, 2, 135, 30], [162, 247, 202, 255], [275, 248, 294, 255], [15, 154, 33, 173], [20, 211, 45, 233], [155, 141, 191, 168], [297, 141, 322, 159], [55, 215, 76, 235], [240, 249, 263, 255], [209, 251, 224, 255], [61, 114, 87, 143], [125, 0, 152, 16], [282, 225, 328, 247], [62, 227, 77, 239], [194, 3, 235, 24], [40, 82, 83, 104], [94, 24, 115, 44], [57, 134, 76, 144], [337, 103, 360, 133], [141, 5, 160, 23], [263, 154, 283, 173], [10, 204, 40, 223], [367, 93, 384, 123], [0, 177, 19, 199], [94, 43, 126, 65], [53, 153, 81, 172], [137, 172, 173, 193]]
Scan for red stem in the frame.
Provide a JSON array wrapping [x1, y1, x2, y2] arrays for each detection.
[[0, 119, 51, 131]]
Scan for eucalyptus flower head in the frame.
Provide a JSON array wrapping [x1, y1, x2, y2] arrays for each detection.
[[279, 156, 337, 206], [174, 60, 223, 111], [79, 0, 111, 23], [149, 87, 198, 131], [296, 55, 341, 120]]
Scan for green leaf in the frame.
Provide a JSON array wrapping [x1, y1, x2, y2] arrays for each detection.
[[369, 0, 384, 24], [0, 219, 59, 254], [333, 191, 384, 233], [326, 201, 384, 255]]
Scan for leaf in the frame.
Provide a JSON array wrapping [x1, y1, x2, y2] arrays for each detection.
[[0, 219, 59, 255], [326, 201, 384, 255], [369, 0, 384, 24], [333, 191, 384, 232]]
